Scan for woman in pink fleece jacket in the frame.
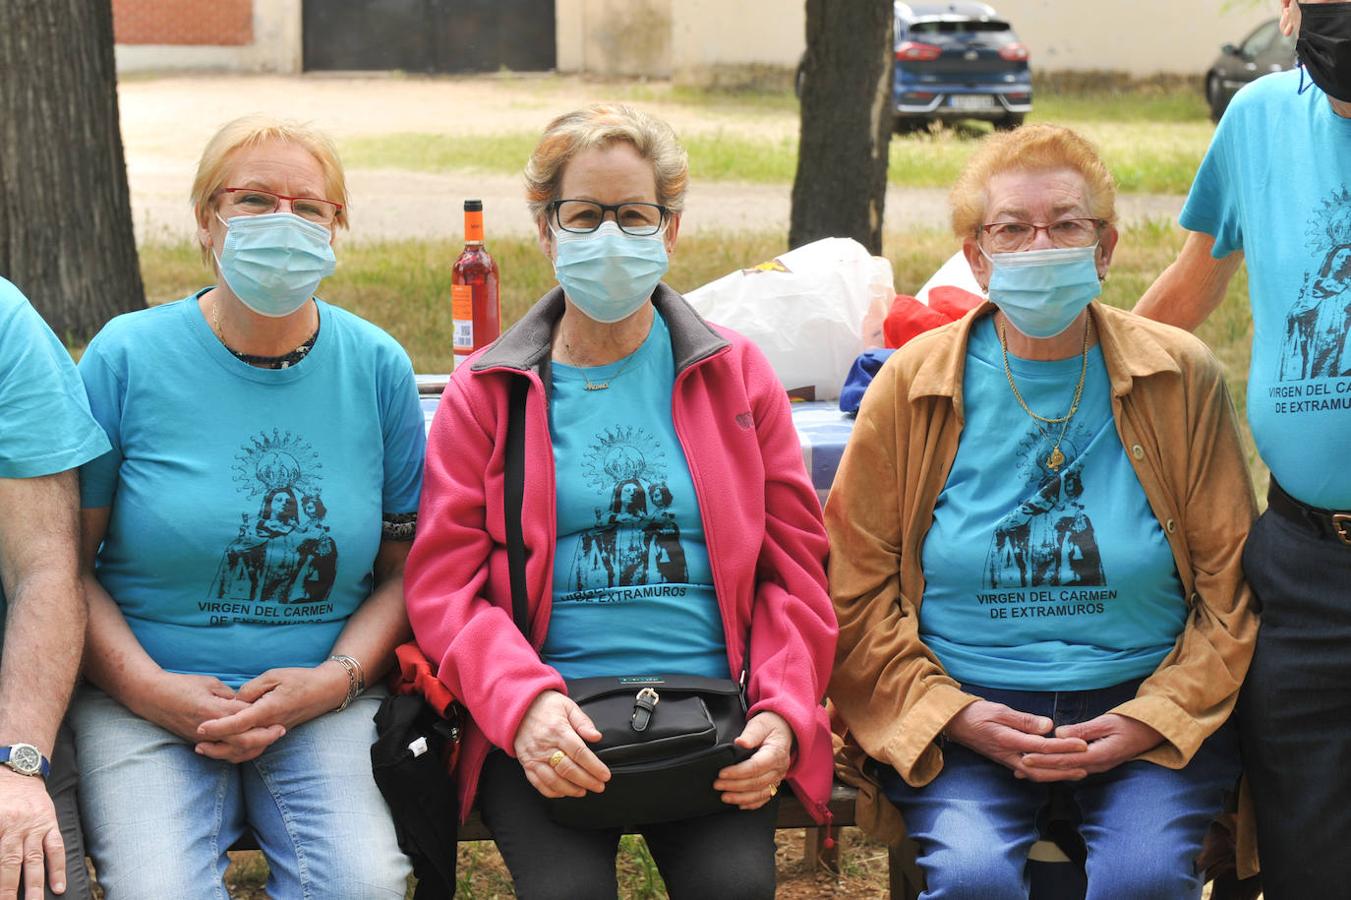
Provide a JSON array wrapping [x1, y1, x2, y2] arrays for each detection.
[[404, 104, 836, 899]]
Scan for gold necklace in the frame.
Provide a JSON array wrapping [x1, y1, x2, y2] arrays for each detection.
[[580, 350, 641, 391], [998, 316, 1090, 472]]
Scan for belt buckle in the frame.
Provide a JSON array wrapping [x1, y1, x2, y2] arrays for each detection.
[[1334, 513, 1351, 547]]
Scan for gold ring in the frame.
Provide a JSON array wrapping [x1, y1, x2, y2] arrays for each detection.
[[548, 750, 566, 769], [768, 783, 779, 797]]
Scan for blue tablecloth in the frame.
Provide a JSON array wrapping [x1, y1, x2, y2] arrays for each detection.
[[417, 376, 853, 505]]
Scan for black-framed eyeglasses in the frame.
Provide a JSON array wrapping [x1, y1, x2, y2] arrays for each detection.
[[213, 187, 343, 226], [548, 199, 669, 236], [978, 217, 1104, 253]]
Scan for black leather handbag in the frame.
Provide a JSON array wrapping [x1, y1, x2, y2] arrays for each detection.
[[503, 376, 751, 829]]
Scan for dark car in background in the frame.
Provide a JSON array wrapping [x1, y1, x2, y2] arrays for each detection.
[[1205, 18, 1296, 122], [892, 1, 1032, 131]]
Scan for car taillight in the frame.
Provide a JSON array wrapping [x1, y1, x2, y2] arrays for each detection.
[[896, 41, 943, 62], [999, 43, 1029, 61]]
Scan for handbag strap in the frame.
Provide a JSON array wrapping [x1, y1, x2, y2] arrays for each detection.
[[505, 374, 530, 637]]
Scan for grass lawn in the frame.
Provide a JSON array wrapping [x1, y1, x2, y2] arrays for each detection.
[[339, 83, 1214, 196]]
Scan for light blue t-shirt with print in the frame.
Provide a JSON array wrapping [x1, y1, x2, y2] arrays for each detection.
[[918, 317, 1186, 692], [78, 293, 425, 687], [0, 277, 110, 650], [1181, 70, 1351, 508], [544, 313, 730, 680]]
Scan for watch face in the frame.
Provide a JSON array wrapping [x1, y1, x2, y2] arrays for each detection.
[[9, 744, 41, 775]]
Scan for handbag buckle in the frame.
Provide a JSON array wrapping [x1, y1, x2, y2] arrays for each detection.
[[1334, 513, 1351, 547], [631, 688, 660, 733]]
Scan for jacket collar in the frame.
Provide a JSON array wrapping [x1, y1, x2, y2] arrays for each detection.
[[907, 301, 1182, 408], [471, 283, 730, 376]]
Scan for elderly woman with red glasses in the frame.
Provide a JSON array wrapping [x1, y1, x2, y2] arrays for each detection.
[[827, 125, 1259, 898], [69, 116, 422, 898]]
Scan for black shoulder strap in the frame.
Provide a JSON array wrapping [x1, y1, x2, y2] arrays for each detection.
[[505, 375, 530, 638]]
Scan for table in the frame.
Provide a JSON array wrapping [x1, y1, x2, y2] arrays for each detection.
[[416, 376, 855, 505]]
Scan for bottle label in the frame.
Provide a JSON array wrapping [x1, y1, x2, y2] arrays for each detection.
[[452, 283, 473, 350]]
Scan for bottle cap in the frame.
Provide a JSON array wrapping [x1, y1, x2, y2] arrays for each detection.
[[464, 199, 483, 212]]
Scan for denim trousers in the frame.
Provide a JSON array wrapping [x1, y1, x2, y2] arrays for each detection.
[[69, 683, 410, 900], [880, 679, 1239, 900], [1237, 505, 1351, 900]]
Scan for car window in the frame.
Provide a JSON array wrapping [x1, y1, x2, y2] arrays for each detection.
[[910, 19, 1011, 35], [1240, 20, 1279, 58]]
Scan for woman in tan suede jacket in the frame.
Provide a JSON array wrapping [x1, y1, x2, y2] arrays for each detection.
[[826, 125, 1258, 897]]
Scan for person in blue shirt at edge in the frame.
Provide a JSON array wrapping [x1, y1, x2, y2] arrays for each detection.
[[0, 277, 110, 900], [827, 125, 1260, 899], [1135, 2, 1351, 896], [69, 116, 424, 899]]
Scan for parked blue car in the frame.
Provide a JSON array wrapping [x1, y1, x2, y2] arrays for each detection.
[[892, 1, 1031, 131]]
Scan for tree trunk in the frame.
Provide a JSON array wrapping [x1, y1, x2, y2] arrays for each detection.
[[789, 0, 893, 254], [0, 0, 144, 340]]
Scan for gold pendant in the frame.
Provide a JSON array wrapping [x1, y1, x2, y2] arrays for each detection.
[[1047, 447, 1065, 470]]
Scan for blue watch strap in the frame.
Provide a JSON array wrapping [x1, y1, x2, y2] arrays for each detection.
[[0, 744, 51, 777]]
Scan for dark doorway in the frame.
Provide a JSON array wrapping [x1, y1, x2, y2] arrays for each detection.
[[303, 0, 556, 73]]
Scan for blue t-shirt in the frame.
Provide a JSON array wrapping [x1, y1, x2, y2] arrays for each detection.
[[918, 317, 1186, 691], [1181, 70, 1351, 508], [78, 293, 425, 687], [0, 277, 110, 649], [544, 313, 729, 680]]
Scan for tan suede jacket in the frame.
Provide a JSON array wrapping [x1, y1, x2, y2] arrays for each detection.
[[826, 302, 1260, 874]]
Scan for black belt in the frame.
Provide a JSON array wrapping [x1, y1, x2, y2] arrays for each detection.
[[1268, 479, 1351, 547]]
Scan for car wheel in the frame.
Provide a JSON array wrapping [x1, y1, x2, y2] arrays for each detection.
[[1206, 73, 1225, 123], [994, 114, 1025, 132]]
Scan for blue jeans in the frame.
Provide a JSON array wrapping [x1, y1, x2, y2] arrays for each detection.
[[69, 684, 410, 900], [880, 679, 1239, 900]]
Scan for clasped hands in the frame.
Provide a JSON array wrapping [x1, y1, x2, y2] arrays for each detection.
[[514, 690, 793, 810], [131, 663, 351, 763], [944, 700, 1164, 782]]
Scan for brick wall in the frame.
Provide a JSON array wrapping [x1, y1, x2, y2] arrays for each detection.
[[112, 0, 253, 46]]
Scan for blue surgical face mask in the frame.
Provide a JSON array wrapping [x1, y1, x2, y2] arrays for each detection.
[[552, 221, 669, 324], [214, 212, 337, 318], [982, 245, 1102, 339]]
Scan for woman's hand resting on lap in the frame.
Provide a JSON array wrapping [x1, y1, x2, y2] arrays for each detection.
[[513, 690, 611, 799], [1020, 713, 1164, 777], [714, 711, 794, 810], [193, 663, 353, 761], [944, 700, 1090, 781]]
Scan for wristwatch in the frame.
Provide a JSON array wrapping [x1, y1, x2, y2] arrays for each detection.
[[0, 743, 50, 777]]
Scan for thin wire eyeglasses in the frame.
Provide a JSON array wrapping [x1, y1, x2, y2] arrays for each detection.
[[979, 217, 1104, 253], [213, 188, 343, 226]]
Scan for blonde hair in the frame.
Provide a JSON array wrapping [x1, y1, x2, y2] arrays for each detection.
[[190, 116, 349, 263], [949, 124, 1117, 238], [524, 104, 689, 224]]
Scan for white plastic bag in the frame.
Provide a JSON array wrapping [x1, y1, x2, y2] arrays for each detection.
[[685, 238, 894, 401], [916, 249, 985, 306]]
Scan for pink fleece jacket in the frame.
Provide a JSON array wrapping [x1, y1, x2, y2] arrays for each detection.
[[405, 286, 838, 823]]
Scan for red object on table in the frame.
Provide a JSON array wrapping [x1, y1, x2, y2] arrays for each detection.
[[883, 286, 984, 349]]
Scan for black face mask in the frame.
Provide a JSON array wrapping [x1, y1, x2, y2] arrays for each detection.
[[1298, 2, 1351, 102]]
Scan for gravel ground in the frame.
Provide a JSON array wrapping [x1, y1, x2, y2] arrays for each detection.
[[118, 73, 1183, 243]]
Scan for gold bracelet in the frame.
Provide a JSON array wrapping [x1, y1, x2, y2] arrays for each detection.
[[327, 654, 366, 712]]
